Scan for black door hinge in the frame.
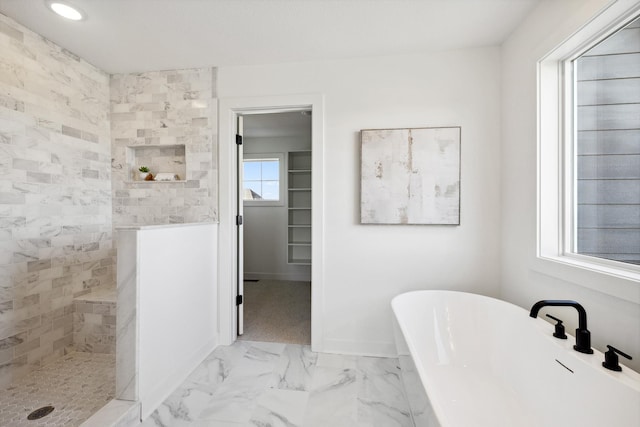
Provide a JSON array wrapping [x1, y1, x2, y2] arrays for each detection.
[[236, 215, 243, 225], [236, 295, 243, 305], [236, 134, 243, 145]]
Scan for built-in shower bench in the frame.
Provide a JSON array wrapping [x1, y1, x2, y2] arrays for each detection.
[[72, 287, 117, 354]]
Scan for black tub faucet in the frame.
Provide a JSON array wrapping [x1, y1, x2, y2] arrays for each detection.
[[530, 300, 593, 354]]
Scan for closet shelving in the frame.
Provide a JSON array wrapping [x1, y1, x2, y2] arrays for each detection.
[[287, 151, 311, 264]]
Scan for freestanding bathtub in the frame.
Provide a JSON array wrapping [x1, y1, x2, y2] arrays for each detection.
[[391, 290, 640, 427]]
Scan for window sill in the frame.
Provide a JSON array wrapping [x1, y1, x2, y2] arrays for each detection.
[[532, 255, 640, 304]]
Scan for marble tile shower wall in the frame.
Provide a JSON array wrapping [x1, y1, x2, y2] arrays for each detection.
[[0, 15, 113, 388], [110, 68, 218, 227]]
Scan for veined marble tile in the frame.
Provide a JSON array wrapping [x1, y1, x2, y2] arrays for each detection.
[[140, 341, 415, 427], [0, 10, 113, 387], [356, 356, 412, 427], [304, 365, 358, 427], [110, 67, 217, 227], [116, 230, 138, 400], [142, 415, 244, 427], [196, 376, 267, 424], [249, 388, 309, 427], [186, 340, 251, 387], [357, 356, 403, 398], [148, 344, 278, 425], [146, 384, 218, 426], [224, 341, 285, 386], [275, 344, 317, 391]]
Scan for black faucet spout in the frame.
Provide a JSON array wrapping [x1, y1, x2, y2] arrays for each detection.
[[530, 300, 593, 354], [529, 300, 588, 330]]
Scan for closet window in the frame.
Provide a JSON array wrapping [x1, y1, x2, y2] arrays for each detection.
[[243, 153, 284, 206]]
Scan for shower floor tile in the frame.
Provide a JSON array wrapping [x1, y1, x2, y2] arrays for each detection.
[[0, 352, 115, 427]]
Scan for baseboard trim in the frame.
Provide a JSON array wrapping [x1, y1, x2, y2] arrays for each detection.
[[322, 338, 397, 358]]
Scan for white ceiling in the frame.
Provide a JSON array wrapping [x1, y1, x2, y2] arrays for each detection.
[[0, 0, 540, 74]]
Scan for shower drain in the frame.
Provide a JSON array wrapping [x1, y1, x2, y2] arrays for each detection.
[[27, 405, 54, 420]]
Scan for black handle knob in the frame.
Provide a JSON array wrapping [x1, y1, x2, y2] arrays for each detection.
[[602, 345, 632, 372], [546, 314, 567, 339]]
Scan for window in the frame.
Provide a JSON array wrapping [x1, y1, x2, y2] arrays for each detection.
[[243, 153, 284, 205], [572, 16, 640, 266], [538, 3, 640, 290]]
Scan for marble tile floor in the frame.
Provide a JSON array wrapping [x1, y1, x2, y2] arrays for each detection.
[[0, 352, 115, 427], [142, 340, 414, 427]]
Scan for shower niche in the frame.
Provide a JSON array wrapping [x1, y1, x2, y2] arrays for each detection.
[[126, 144, 187, 182]]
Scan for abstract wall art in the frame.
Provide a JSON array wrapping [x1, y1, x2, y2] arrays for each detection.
[[360, 127, 461, 225]]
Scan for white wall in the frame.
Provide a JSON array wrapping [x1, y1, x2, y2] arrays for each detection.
[[244, 135, 311, 281], [219, 48, 502, 355], [501, 0, 640, 372]]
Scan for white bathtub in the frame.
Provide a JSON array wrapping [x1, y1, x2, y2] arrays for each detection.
[[391, 290, 640, 427]]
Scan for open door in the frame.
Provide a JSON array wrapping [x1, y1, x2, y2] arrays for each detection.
[[218, 94, 323, 349], [236, 115, 244, 336]]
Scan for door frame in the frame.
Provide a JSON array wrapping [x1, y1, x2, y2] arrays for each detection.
[[218, 93, 325, 352], [235, 115, 244, 336]]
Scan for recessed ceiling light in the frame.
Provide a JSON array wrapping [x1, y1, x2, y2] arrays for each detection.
[[46, 1, 86, 21]]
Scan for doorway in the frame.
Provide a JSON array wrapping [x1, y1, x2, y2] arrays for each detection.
[[239, 111, 312, 344], [217, 94, 324, 352]]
